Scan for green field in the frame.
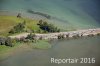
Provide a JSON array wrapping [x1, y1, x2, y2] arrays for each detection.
[[0, 15, 42, 36]]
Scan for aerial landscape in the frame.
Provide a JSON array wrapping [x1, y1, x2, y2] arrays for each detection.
[[0, 0, 100, 66]]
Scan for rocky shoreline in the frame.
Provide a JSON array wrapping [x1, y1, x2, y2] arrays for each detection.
[[9, 28, 100, 40]]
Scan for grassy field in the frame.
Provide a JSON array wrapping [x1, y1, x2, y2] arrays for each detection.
[[0, 15, 41, 36], [0, 15, 51, 60]]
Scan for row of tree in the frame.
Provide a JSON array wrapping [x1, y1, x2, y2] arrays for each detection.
[[37, 20, 60, 33]]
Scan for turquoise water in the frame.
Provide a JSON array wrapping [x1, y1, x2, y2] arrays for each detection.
[[0, 0, 100, 30], [0, 36, 100, 66]]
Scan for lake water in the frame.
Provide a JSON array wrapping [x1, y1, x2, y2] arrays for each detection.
[[0, 0, 100, 30], [0, 36, 100, 66]]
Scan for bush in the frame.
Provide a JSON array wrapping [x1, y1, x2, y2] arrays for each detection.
[[5, 37, 13, 47], [9, 21, 26, 34], [26, 33, 36, 40], [37, 20, 60, 33], [0, 37, 13, 47], [0, 37, 6, 45], [58, 34, 65, 39]]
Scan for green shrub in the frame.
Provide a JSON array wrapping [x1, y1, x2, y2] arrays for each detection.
[[58, 34, 65, 39], [5, 37, 13, 47], [0, 37, 13, 47], [37, 20, 60, 33], [26, 33, 36, 40], [9, 21, 26, 34]]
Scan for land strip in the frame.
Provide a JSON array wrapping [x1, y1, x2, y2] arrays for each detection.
[[9, 28, 100, 40]]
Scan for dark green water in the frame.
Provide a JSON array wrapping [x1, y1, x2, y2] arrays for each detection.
[[0, 36, 100, 66]]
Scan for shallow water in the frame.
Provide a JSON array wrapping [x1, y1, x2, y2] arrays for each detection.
[[0, 36, 100, 66], [0, 0, 100, 30]]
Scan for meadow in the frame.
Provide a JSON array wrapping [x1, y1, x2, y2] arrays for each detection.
[[0, 15, 41, 36]]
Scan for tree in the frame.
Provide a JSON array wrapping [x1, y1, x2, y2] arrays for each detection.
[[9, 21, 26, 34], [41, 21, 48, 31]]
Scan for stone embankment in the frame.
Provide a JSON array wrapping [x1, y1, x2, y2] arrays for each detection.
[[9, 28, 100, 40]]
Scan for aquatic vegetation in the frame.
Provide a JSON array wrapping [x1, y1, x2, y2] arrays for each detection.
[[27, 9, 51, 19]]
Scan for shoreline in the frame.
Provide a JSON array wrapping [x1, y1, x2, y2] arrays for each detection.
[[0, 12, 99, 40], [9, 28, 100, 40]]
